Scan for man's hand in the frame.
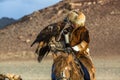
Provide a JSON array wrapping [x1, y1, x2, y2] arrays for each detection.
[[65, 47, 74, 54]]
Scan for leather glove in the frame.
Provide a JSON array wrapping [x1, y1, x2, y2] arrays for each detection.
[[50, 43, 56, 52]]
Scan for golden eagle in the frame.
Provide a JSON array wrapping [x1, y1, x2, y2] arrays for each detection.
[[31, 22, 66, 62]]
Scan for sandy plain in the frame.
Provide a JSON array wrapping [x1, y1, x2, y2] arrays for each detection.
[[0, 55, 120, 80]]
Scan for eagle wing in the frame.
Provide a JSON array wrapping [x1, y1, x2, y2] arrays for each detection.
[[31, 23, 62, 62]]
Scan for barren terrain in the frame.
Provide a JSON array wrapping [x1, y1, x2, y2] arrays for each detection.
[[0, 55, 120, 80]]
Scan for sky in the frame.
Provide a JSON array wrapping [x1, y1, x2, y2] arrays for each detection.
[[0, 0, 61, 19]]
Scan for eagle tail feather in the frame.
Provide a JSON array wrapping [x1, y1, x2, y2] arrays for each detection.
[[37, 45, 50, 62]]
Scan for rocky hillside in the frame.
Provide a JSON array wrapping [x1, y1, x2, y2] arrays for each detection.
[[0, 17, 16, 29], [0, 0, 119, 60]]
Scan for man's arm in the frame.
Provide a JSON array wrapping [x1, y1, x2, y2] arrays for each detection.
[[72, 30, 90, 52]]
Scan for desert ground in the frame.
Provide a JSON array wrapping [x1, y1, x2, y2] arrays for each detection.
[[0, 55, 120, 80]]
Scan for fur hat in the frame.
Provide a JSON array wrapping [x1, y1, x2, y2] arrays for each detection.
[[67, 11, 86, 26]]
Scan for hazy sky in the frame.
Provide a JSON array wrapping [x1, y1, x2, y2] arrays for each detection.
[[0, 0, 61, 19]]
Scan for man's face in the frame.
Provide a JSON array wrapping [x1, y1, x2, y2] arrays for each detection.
[[72, 23, 79, 28]]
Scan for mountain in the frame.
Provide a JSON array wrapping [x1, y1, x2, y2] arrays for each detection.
[[0, 0, 119, 60], [0, 17, 16, 29]]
